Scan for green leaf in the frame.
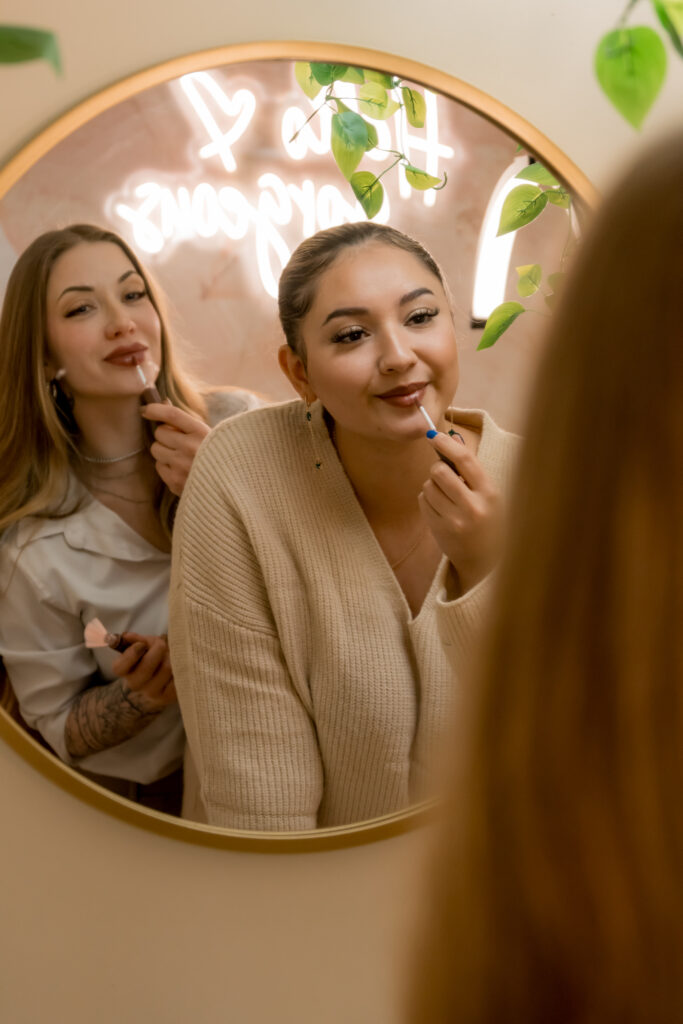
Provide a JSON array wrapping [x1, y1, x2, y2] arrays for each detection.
[[544, 272, 567, 309], [404, 164, 442, 190], [477, 302, 525, 350], [0, 25, 61, 72], [364, 120, 379, 151], [381, 98, 400, 119], [497, 185, 549, 236], [341, 65, 365, 83], [358, 82, 387, 119], [294, 61, 322, 100], [363, 69, 395, 88], [653, 2, 683, 57], [401, 87, 426, 128], [547, 272, 565, 292], [515, 264, 542, 297], [547, 188, 571, 208], [515, 163, 560, 187], [594, 27, 667, 129], [310, 62, 349, 85], [358, 81, 399, 120], [331, 111, 368, 180], [350, 172, 385, 219]]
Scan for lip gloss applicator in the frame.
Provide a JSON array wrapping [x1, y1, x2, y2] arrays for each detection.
[[414, 397, 463, 477], [415, 400, 439, 435], [135, 358, 162, 405]]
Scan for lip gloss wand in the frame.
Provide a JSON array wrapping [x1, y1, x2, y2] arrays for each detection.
[[414, 399, 463, 477], [135, 360, 162, 405]]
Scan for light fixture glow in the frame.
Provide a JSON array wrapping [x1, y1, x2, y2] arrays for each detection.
[[471, 155, 531, 323]]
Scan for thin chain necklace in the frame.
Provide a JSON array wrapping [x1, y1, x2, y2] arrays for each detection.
[[389, 528, 427, 570], [89, 484, 153, 504], [328, 418, 431, 571], [79, 446, 145, 465], [85, 465, 144, 481]]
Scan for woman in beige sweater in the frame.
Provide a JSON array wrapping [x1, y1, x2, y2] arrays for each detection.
[[169, 222, 519, 831]]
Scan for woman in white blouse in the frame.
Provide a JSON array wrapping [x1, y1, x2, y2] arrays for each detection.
[[0, 223, 257, 806]]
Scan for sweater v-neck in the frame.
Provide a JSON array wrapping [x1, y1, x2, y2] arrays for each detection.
[[308, 401, 489, 625]]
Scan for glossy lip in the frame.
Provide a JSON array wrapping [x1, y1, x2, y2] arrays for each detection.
[[376, 381, 428, 406], [104, 343, 147, 365]]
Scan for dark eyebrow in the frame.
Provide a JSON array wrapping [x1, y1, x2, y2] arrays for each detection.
[[322, 306, 368, 326], [320, 287, 435, 326], [400, 287, 435, 305], [57, 269, 138, 301]]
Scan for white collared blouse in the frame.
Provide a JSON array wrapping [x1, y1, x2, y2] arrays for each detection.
[[0, 495, 179, 782], [0, 386, 261, 783]]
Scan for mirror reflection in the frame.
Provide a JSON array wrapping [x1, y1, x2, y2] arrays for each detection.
[[0, 52, 586, 833]]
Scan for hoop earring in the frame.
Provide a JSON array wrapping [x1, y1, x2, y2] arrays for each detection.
[[304, 399, 322, 470]]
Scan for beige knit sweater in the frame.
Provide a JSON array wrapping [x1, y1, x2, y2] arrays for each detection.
[[169, 400, 520, 831]]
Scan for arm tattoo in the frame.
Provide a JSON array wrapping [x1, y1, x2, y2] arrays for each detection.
[[64, 679, 163, 759]]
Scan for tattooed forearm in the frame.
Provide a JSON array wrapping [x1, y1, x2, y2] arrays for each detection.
[[64, 679, 163, 759]]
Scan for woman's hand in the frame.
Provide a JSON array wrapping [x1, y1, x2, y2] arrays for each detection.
[[141, 403, 210, 496], [418, 432, 504, 595], [113, 633, 177, 711], [64, 633, 176, 759]]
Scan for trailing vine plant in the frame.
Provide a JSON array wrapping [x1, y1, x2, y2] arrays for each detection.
[[293, 61, 447, 218], [595, 0, 682, 128], [482, 0, 682, 348], [477, 161, 574, 350]]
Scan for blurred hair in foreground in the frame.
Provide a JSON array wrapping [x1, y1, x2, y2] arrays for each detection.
[[410, 129, 683, 1023]]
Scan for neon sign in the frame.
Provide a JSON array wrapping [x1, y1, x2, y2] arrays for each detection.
[[111, 71, 455, 298]]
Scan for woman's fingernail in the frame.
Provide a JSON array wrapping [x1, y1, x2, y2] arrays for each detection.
[[426, 429, 438, 439]]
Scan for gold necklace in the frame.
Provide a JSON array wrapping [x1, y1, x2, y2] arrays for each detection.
[[85, 465, 145, 481], [89, 484, 153, 504], [389, 528, 427, 570]]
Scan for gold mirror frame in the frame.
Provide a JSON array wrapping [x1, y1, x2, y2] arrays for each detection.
[[0, 40, 597, 852]]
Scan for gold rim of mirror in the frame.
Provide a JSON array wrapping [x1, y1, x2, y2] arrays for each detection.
[[0, 40, 597, 851]]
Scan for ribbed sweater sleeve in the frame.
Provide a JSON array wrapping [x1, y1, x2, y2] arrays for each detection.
[[169, 423, 323, 831], [435, 410, 521, 679]]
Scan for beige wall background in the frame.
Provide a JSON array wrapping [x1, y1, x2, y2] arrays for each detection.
[[1, 2, 681, 1022]]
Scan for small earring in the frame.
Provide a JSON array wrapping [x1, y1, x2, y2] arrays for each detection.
[[47, 368, 77, 431], [304, 398, 322, 470], [48, 368, 66, 404]]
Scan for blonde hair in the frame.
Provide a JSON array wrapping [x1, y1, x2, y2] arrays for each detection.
[[0, 224, 206, 537], [412, 130, 683, 1022]]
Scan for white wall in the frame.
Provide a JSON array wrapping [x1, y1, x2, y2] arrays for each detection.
[[1, 2, 681, 1022]]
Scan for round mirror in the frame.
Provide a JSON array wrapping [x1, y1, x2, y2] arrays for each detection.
[[0, 41, 596, 849]]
